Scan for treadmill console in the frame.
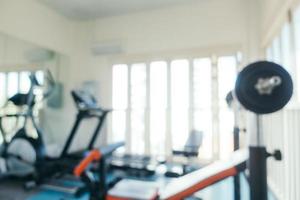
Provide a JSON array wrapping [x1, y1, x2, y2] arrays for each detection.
[[71, 90, 99, 110]]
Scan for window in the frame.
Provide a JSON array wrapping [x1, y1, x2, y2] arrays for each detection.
[[266, 18, 299, 102], [294, 9, 300, 100], [193, 58, 212, 159], [112, 64, 128, 144], [218, 56, 237, 159], [171, 60, 189, 150], [280, 23, 291, 72], [19, 71, 31, 93], [112, 55, 239, 159], [150, 61, 167, 155], [130, 63, 147, 154], [7, 72, 19, 98], [0, 73, 6, 107], [0, 70, 45, 144], [272, 37, 281, 64]]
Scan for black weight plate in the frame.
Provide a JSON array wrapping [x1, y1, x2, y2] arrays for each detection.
[[235, 61, 293, 114]]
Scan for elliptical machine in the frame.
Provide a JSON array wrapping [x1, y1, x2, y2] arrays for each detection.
[[0, 70, 55, 178]]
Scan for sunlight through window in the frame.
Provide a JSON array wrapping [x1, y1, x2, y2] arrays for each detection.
[[7, 72, 18, 98], [193, 58, 212, 159], [171, 59, 189, 149], [150, 61, 167, 155], [112, 64, 128, 142], [218, 56, 237, 159], [130, 63, 147, 154]]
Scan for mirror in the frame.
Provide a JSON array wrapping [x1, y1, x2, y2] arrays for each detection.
[[0, 32, 72, 155]]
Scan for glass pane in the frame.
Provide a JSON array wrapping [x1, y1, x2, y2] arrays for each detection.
[[219, 110, 234, 158], [150, 61, 167, 108], [171, 109, 189, 149], [266, 47, 273, 61], [131, 110, 145, 154], [19, 71, 31, 93], [7, 72, 19, 98], [112, 110, 126, 142], [130, 63, 146, 154], [171, 60, 189, 108], [194, 110, 212, 159], [272, 37, 281, 64], [171, 60, 189, 149], [112, 64, 128, 143], [0, 73, 6, 106], [218, 56, 237, 159], [281, 23, 291, 72], [35, 70, 44, 85], [150, 61, 167, 155], [112, 64, 128, 109], [193, 58, 212, 159], [150, 109, 166, 155], [193, 58, 211, 108], [293, 8, 300, 100], [218, 56, 237, 107], [131, 63, 146, 109], [0, 73, 5, 144]]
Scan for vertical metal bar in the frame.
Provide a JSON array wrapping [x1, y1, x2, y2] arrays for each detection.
[[126, 65, 132, 153], [256, 115, 264, 146], [295, 111, 300, 200], [233, 56, 241, 200], [60, 114, 82, 158], [279, 112, 284, 197], [249, 146, 268, 200], [145, 63, 151, 155], [165, 60, 172, 156], [17, 72, 20, 93], [211, 56, 219, 159], [189, 59, 194, 133], [4, 73, 7, 101], [88, 112, 109, 150], [233, 174, 241, 200], [233, 126, 241, 200], [290, 111, 294, 199], [98, 158, 106, 199], [289, 13, 299, 102], [283, 110, 290, 200]]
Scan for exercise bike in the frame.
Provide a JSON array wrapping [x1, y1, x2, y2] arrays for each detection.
[[0, 70, 55, 179]]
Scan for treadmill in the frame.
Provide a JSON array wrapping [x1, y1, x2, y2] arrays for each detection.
[[60, 90, 112, 159], [39, 90, 124, 196]]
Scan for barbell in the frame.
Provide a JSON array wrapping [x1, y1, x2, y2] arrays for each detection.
[[234, 61, 293, 114]]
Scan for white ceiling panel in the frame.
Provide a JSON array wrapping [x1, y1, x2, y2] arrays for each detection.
[[39, 0, 198, 20]]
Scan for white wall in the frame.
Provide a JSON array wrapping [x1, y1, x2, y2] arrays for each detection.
[[260, 0, 298, 46], [88, 0, 261, 105], [92, 0, 254, 56], [0, 0, 80, 55], [93, 1, 246, 55], [0, 0, 263, 154]]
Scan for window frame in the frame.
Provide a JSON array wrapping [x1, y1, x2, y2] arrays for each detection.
[[110, 50, 241, 161]]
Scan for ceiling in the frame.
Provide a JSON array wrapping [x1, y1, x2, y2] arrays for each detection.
[[39, 0, 198, 20]]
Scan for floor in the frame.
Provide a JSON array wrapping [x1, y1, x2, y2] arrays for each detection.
[[0, 175, 277, 200]]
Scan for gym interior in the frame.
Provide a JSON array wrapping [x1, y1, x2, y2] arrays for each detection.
[[0, 0, 298, 199]]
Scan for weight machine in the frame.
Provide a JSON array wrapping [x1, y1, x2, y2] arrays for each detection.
[[73, 61, 293, 200]]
